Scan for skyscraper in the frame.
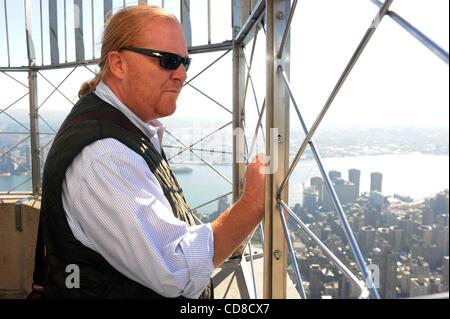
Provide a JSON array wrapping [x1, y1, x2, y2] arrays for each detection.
[[348, 169, 361, 198], [328, 170, 341, 182], [310, 176, 324, 205], [360, 226, 376, 255], [370, 172, 383, 193], [418, 225, 433, 246]]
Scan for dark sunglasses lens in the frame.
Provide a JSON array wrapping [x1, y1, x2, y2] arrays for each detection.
[[161, 54, 190, 71], [183, 58, 191, 71], [161, 54, 182, 70]]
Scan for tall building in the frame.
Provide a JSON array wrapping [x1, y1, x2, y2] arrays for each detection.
[[321, 178, 357, 212], [371, 245, 398, 299], [370, 172, 383, 193], [410, 257, 430, 280], [377, 227, 391, 244], [418, 225, 433, 246], [397, 216, 414, 250], [360, 226, 376, 255], [303, 188, 319, 214], [328, 170, 341, 182], [431, 192, 449, 215], [390, 225, 404, 252], [435, 226, 449, 260], [308, 264, 322, 299], [348, 169, 361, 198], [310, 176, 324, 205]]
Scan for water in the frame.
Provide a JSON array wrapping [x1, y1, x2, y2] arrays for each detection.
[[2, 154, 448, 215]]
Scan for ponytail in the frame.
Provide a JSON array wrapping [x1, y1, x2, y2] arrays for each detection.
[[78, 74, 102, 97]]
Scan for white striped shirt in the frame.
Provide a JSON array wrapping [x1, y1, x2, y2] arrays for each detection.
[[61, 82, 215, 299]]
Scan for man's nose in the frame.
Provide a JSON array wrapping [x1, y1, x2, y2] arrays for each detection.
[[171, 64, 187, 82]]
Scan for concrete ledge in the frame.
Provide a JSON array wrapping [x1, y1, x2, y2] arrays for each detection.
[[0, 196, 41, 299]]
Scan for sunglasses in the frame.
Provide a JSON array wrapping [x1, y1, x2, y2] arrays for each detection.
[[121, 47, 191, 71]]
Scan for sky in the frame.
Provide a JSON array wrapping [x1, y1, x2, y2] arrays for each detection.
[[0, 0, 449, 131]]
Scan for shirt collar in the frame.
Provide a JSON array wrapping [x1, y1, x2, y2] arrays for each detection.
[[94, 81, 165, 142]]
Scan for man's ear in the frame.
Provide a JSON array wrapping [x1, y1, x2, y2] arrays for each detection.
[[107, 51, 127, 80]]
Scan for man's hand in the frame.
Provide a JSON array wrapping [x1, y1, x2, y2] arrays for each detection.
[[241, 154, 267, 216], [211, 154, 267, 267]]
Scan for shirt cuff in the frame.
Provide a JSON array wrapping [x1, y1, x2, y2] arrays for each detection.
[[179, 223, 215, 299]]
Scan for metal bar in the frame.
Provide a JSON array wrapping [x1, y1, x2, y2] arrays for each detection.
[[234, 0, 265, 45], [37, 136, 56, 162], [64, 0, 67, 62], [207, 0, 211, 44], [279, 201, 370, 299], [15, 197, 36, 231], [247, 99, 266, 161], [83, 64, 96, 75], [3, 0, 10, 67], [180, 0, 192, 47], [0, 101, 31, 133], [232, 0, 250, 208], [0, 136, 31, 162], [0, 66, 30, 72], [161, 0, 164, 8], [246, 242, 258, 298], [279, 67, 378, 299], [37, 70, 76, 106], [164, 145, 232, 156], [28, 67, 41, 196], [277, 205, 306, 298], [277, 0, 297, 58], [25, 0, 36, 63], [49, 0, 60, 65], [74, 0, 85, 61], [14, 42, 232, 71], [258, 222, 264, 245], [370, 0, 449, 64], [91, 0, 95, 59], [243, 47, 266, 143], [191, 192, 232, 211], [40, 0, 44, 65], [37, 113, 58, 134], [0, 71, 29, 89], [36, 66, 77, 111], [165, 130, 232, 185], [242, 27, 259, 112], [104, 0, 112, 22], [34, 59, 98, 70], [2, 153, 31, 174], [188, 41, 233, 54], [1, 92, 29, 115], [7, 177, 33, 195], [263, 0, 291, 299], [185, 83, 232, 114], [167, 121, 232, 161], [278, 0, 394, 197], [184, 50, 231, 87], [138, 0, 147, 4]]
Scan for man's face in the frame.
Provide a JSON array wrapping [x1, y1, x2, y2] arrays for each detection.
[[121, 18, 188, 122]]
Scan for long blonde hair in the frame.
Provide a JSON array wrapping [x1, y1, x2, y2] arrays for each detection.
[[78, 5, 180, 97]]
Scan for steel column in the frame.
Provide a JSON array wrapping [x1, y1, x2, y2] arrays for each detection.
[[264, 0, 290, 299]]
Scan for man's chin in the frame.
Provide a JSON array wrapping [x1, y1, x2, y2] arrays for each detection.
[[157, 105, 177, 118]]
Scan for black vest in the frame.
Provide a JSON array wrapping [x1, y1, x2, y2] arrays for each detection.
[[41, 92, 213, 299]]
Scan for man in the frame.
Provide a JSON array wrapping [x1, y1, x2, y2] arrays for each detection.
[[39, 5, 266, 299]]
